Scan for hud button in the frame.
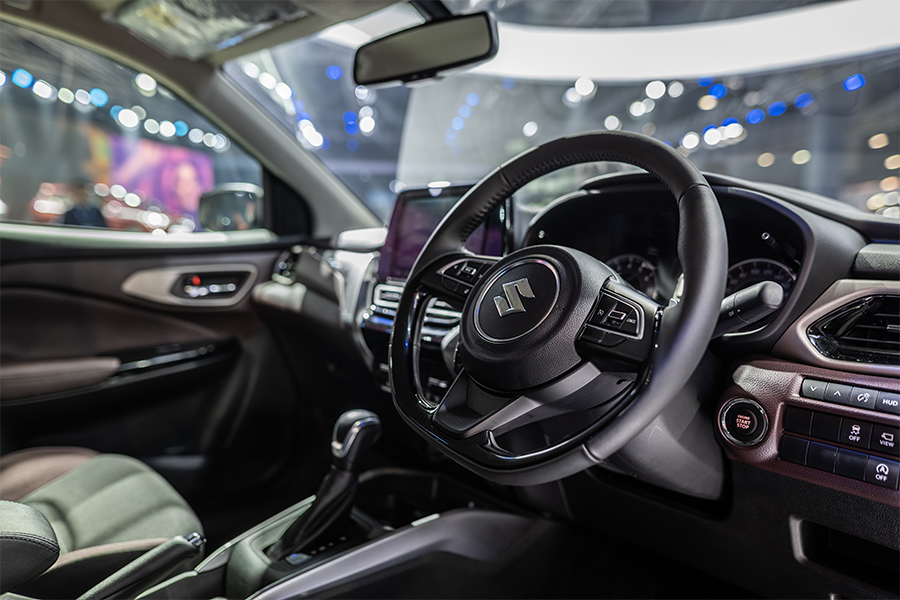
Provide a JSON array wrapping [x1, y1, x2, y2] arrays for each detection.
[[876, 391, 900, 415]]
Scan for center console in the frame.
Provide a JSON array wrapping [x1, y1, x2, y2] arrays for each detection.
[[140, 467, 565, 600]]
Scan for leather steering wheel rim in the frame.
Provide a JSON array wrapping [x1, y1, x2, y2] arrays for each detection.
[[389, 131, 727, 486]]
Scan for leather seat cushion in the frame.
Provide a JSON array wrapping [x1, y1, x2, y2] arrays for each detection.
[[0, 448, 203, 598], [19, 453, 202, 554]]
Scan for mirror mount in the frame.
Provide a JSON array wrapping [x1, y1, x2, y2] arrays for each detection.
[[353, 11, 498, 87]]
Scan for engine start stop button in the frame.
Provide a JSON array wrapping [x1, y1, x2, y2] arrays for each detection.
[[720, 398, 769, 447]]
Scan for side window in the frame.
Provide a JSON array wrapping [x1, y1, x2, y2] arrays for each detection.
[[0, 22, 263, 234]]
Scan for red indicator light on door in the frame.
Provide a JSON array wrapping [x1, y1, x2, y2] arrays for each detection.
[[192, 275, 201, 286]]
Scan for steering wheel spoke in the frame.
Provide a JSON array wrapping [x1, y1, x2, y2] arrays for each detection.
[[433, 363, 635, 450], [577, 279, 662, 365], [419, 253, 500, 307]]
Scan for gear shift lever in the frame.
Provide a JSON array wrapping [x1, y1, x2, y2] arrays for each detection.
[[266, 410, 381, 562]]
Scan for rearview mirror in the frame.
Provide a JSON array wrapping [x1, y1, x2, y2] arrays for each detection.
[[198, 183, 263, 232], [354, 12, 498, 87]]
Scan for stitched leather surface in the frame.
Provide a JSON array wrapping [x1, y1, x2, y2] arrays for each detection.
[[0, 501, 60, 593]]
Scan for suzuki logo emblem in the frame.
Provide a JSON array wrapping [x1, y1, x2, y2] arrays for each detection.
[[493, 278, 534, 317]]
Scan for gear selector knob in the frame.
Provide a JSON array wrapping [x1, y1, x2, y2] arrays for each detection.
[[267, 409, 381, 562], [331, 409, 381, 472]]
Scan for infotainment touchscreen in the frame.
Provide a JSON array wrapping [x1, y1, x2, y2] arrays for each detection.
[[377, 185, 506, 282]]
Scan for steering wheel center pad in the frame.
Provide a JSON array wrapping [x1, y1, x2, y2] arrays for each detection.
[[461, 246, 616, 392]]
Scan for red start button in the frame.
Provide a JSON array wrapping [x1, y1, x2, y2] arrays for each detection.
[[720, 399, 768, 447]]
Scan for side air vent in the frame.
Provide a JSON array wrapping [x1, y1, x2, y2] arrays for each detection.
[[807, 295, 900, 365]]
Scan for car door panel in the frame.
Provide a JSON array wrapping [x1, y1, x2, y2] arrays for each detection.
[[0, 243, 304, 503]]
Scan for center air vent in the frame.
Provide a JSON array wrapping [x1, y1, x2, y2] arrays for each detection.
[[808, 295, 900, 365]]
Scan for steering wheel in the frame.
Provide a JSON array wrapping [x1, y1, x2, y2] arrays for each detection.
[[389, 131, 727, 485]]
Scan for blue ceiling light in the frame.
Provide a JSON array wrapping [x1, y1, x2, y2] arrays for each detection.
[[697, 77, 715, 87], [662, 141, 673, 147], [458, 105, 472, 119], [293, 99, 305, 112], [345, 122, 359, 135], [109, 105, 123, 119], [843, 74, 866, 91], [11, 68, 33, 88], [794, 93, 814, 108], [708, 83, 727, 99], [326, 65, 343, 80], [320, 138, 330, 150], [174, 121, 189, 136], [721, 117, 739, 126], [451, 116, 465, 131], [89, 88, 108, 107], [346, 138, 359, 151], [702, 124, 717, 134], [296, 111, 311, 121], [746, 109, 765, 124], [502, 78, 516, 90], [465, 92, 480, 107], [343, 111, 357, 124], [767, 101, 787, 116]]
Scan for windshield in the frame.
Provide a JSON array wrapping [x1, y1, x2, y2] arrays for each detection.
[[225, 0, 900, 223]]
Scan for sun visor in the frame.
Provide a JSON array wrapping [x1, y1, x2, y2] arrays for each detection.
[[105, 0, 307, 61]]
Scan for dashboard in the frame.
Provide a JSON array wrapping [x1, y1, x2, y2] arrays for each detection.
[[255, 171, 899, 599]]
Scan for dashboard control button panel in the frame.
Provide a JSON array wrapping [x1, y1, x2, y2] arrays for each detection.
[[780, 434, 899, 489], [718, 359, 899, 505], [801, 378, 899, 414], [783, 406, 899, 457]]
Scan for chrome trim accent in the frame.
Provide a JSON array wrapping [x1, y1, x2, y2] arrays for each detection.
[[474, 259, 560, 343]]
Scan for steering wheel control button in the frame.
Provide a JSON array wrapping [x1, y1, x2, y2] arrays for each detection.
[[439, 260, 493, 296], [720, 399, 768, 446], [870, 423, 900, 456], [783, 406, 814, 436], [807, 442, 837, 473], [838, 418, 873, 450], [474, 259, 560, 343], [801, 378, 827, 400], [848, 386, 879, 410], [865, 456, 900, 489], [835, 448, 868, 481], [780, 435, 810, 465], [824, 382, 853, 406], [876, 391, 900, 415], [588, 292, 643, 339], [811, 412, 842, 443]]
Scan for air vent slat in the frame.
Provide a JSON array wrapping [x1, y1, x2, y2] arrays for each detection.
[[808, 295, 900, 365]]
